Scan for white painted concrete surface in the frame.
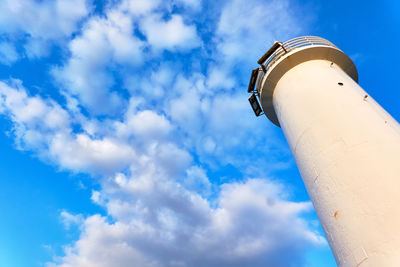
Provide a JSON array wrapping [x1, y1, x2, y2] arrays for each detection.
[[260, 45, 400, 266]]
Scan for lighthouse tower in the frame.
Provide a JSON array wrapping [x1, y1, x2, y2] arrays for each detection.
[[248, 36, 400, 267]]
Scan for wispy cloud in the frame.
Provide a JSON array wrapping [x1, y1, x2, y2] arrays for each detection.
[[0, 41, 19, 65], [0, 0, 92, 58], [60, 211, 84, 230]]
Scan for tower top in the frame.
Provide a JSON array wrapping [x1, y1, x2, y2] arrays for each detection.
[[248, 36, 358, 126]]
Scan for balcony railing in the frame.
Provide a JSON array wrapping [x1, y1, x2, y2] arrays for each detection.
[[255, 36, 339, 92], [248, 36, 340, 117], [260, 36, 337, 74]]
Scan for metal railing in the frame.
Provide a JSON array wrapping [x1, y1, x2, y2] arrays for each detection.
[[248, 36, 340, 117], [257, 36, 339, 86]]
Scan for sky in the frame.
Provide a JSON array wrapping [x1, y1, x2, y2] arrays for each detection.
[[0, 0, 399, 266]]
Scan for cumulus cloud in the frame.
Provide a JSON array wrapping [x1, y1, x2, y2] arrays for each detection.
[[0, 80, 136, 174], [52, 10, 144, 115], [0, 0, 326, 266], [52, 0, 200, 115], [140, 14, 201, 50], [0, 80, 70, 148], [50, 179, 323, 267], [0, 76, 321, 267], [50, 134, 136, 175], [116, 110, 173, 141], [165, 73, 290, 173], [0, 79, 189, 176]]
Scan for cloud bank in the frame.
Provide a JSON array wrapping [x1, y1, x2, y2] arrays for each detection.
[[0, 0, 325, 266]]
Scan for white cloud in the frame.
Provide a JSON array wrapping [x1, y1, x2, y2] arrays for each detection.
[[52, 11, 144, 115], [0, 42, 19, 65], [183, 166, 212, 196], [0, 1, 323, 266], [0, 80, 136, 175], [140, 14, 201, 50], [0, 0, 92, 58], [24, 38, 51, 59], [168, 87, 203, 134], [215, 0, 303, 66], [165, 73, 290, 173], [0, 0, 91, 38], [60, 211, 84, 230], [124, 64, 176, 101], [0, 79, 191, 176], [50, 178, 324, 267], [121, 0, 161, 16], [116, 110, 173, 142], [50, 134, 136, 175], [52, 0, 202, 115], [206, 66, 236, 90], [0, 80, 70, 148]]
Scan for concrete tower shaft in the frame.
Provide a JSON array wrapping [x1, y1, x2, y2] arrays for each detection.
[[249, 36, 400, 267]]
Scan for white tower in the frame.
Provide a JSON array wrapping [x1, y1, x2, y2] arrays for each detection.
[[248, 36, 400, 267]]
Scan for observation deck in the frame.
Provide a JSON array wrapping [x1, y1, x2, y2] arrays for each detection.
[[248, 36, 358, 126]]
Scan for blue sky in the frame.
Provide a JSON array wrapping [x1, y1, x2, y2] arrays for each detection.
[[0, 0, 398, 266]]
